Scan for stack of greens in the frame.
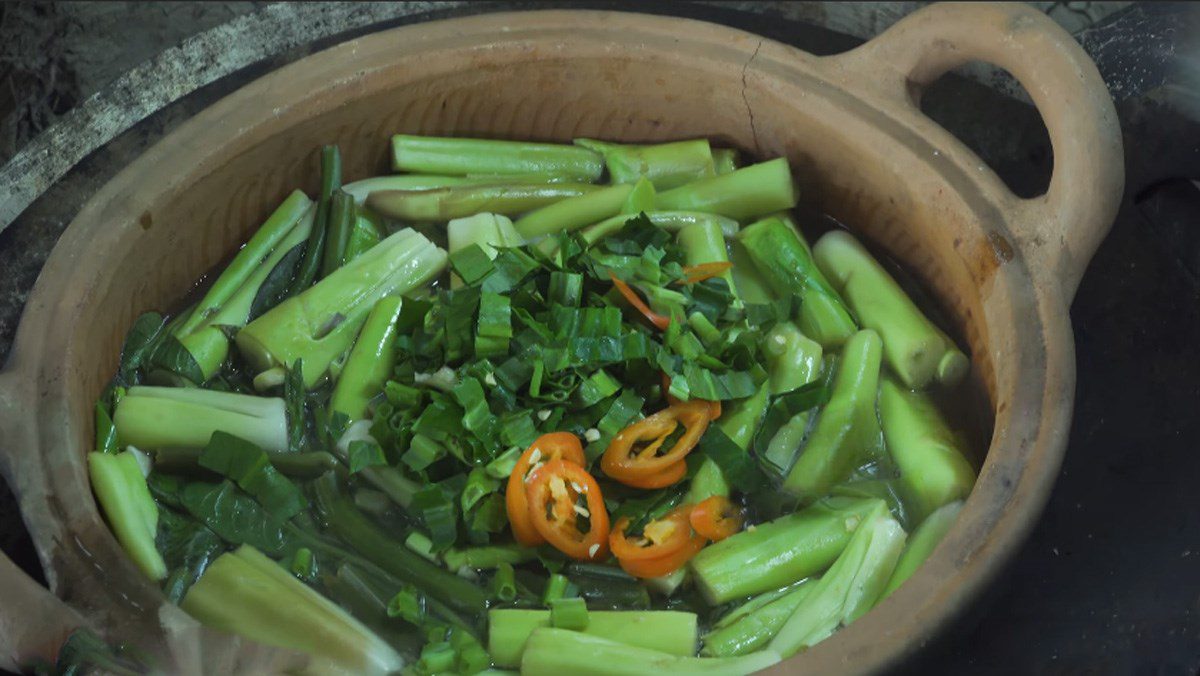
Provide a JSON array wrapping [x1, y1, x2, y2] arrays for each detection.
[[89, 134, 977, 675]]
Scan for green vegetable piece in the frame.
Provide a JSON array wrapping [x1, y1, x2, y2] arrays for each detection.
[[88, 451, 166, 580], [174, 191, 315, 381], [783, 329, 885, 501], [368, 183, 600, 221], [288, 145, 342, 296], [702, 580, 815, 657], [690, 497, 884, 604], [181, 545, 403, 675], [520, 628, 780, 676], [113, 386, 287, 451], [768, 504, 907, 658], [813, 230, 969, 388], [236, 227, 446, 387], [493, 562, 518, 602], [677, 218, 737, 295], [391, 134, 603, 182], [514, 183, 635, 241], [542, 573, 572, 607], [737, 215, 857, 348], [330, 296, 404, 420], [576, 138, 715, 190], [487, 609, 698, 668], [343, 211, 383, 264], [320, 189, 356, 277], [197, 431, 305, 518], [550, 597, 589, 630], [655, 158, 796, 221], [882, 500, 963, 599], [577, 211, 739, 250], [728, 240, 773, 304], [762, 321, 823, 395], [879, 378, 976, 520], [711, 148, 740, 175]]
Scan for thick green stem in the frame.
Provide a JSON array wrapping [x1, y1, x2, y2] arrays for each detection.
[[113, 386, 287, 451], [236, 228, 446, 387], [684, 383, 769, 505], [330, 297, 404, 420], [768, 504, 906, 658], [702, 580, 814, 657], [367, 183, 599, 220], [654, 158, 796, 221], [878, 379, 975, 521], [391, 134, 603, 182], [711, 148, 740, 175], [728, 241, 773, 304], [813, 230, 969, 388], [315, 475, 488, 616], [514, 183, 635, 240], [175, 192, 315, 380], [575, 138, 714, 190], [88, 451, 166, 580], [344, 210, 383, 262], [689, 497, 884, 603], [685, 460, 729, 505], [737, 216, 856, 348], [180, 545, 403, 675], [520, 628, 780, 676], [882, 500, 962, 599], [762, 322, 823, 395], [783, 330, 884, 500], [677, 219, 736, 295], [488, 609, 698, 668], [288, 145, 342, 295], [321, 190, 356, 277]]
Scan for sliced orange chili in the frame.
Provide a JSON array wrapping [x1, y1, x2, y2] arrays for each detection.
[[618, 534, 706, 578], [506, 433, 586, 547], [689, 495, 744, 542], [610, 507, 695, 561], [610, 272, 671, 331], [601, 400, 713, 482], [662, 372, 721, 420], [610, 460, 687, 489], [678, 261, 733, 285], [525, 459, 610, 561]]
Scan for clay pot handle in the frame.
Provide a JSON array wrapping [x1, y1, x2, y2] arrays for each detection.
[[830, 2, 1124, 299], [0, 373, 89, 672]]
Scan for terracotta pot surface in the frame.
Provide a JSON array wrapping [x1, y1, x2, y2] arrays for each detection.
[[0, 4, 1121, 674]]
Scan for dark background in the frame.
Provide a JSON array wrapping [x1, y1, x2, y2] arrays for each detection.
[[1, 2, 1198, 673]]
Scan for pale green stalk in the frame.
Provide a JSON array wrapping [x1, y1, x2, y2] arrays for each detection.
[[882, 501, 963, 598], [520, 628, 779, 676], [488, 609, 697, 668], [575, 138, 715, 189], [654, 158, 796, 221], [330, 297, 405, 420], [113, 386, 287, 451], [391, 134, 602, 181], [89, 451, 166, 580]]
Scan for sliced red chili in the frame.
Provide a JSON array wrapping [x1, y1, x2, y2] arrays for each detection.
[[677, 261, 733, 285], [689, 495, 743, 542], [601, 400, 714, 482], [506, 433, 585, 547], [610, 272, 671, 331], [526, 459, 610, 561], [610, 506, 694, 561]]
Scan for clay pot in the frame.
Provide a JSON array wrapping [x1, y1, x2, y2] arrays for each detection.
[[0, 4, 1121, 674]]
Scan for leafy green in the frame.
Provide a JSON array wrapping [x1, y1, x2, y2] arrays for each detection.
[[348, 439, 388, 474], [198, 432, 306, 519], [179, 480, 295, 556], [249, 241, 305, 321], [118, 312, 167, 382]]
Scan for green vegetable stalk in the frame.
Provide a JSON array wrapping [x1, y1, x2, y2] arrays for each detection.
[[879, 379, 976, 520], [180, 545, 403, 675], [654, 158, 796, 221], [320, 190, 356, 277], [520, 628, 780, 676], [813, 230, 969, 388], [768, 503, 907, 659], [447, 212, 523, 288], [684, 383, 769, 506], [288, 146, 342, 296], [488, 609, 698, 668], [728, 240, 773, 304], [881, 500, 963, 598], [783, 329, 884, 501], [762, 322, 823, 395], [330, 297, 405, 420], [711, 148, 740, 175], [172, 191, 314, 380], [579, 212, 739, 249], [514, 183, 635, 241], [113, 386, 287, 451], [391, 134, 603, 182], [236, 227, 446, 387], [88, 451, 166, 580], [367, 183, 599, 221], [343, 210, 383, 263], [575, 138, 715, 190], [677, 219, 736, 295], [737, 216, 857, 347], [343, 175, 507, 204], [690, 497, 884, 604], [701, 580, 814, 657]]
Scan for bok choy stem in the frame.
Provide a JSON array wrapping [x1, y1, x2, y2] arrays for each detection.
[[654, 158, 796, 221], [113, 386, 287, 452], [88, 451, 166, 580], [488, 609, 698, 668], [391, 134, 603, 182], [574, 138, 715, 190], [330, 297, 405, 420]]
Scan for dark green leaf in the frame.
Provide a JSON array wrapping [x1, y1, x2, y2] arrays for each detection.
[[449, 244, 496, 286], [696, 426, 769, 492], [180, 480, 294, 556], [148, 333, 205, 384], [348, 439, 388, 474], [249, 241, 306, 321], [118, 312, 166, 381], [198, 432, 306, 519]]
